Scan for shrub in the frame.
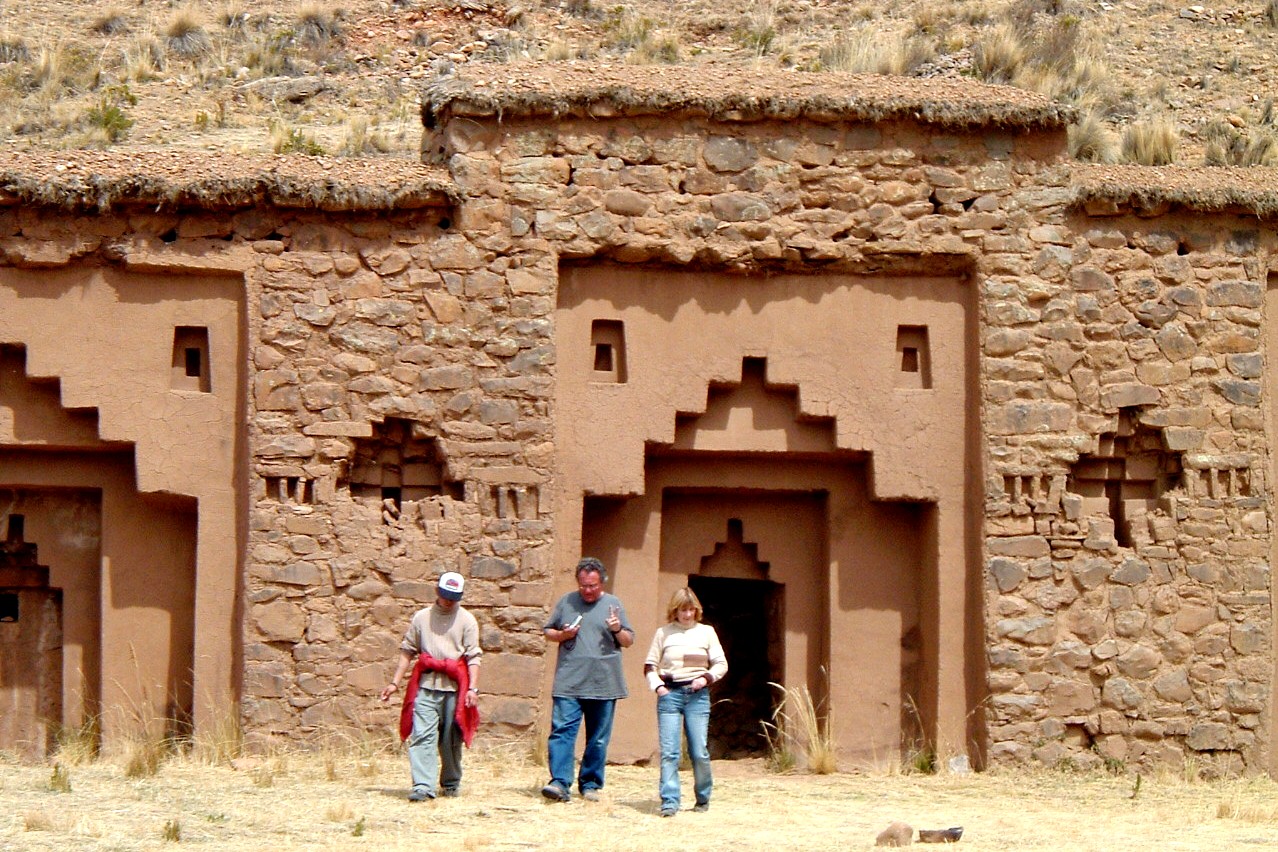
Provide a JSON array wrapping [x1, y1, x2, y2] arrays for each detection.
[[271, 121, 325, 155]]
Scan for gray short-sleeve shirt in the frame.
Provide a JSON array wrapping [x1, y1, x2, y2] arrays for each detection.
[[544, 591, 632, 700]]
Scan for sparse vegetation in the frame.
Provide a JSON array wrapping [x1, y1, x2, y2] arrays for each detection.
[[271, 120, 325, 155], [761, 682, 838, 775], [165, 9, 212, 58], [162, 818, 182, 842], [1122, 115, 1179, 165], [1069, 112, 1119, 162]]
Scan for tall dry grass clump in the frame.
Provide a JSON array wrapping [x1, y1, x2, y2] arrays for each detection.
[[165, 8, 212, 58], [1121, 115, 1178, 165], [971, 25, 1026, 83], [1069, 112, 1119, 162], [294, 4, 343, 46], [762, 682, 837, 775], [819, 29, 935, 75]]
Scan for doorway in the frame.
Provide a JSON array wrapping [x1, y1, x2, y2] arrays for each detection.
[[688, 574, 782, 757]]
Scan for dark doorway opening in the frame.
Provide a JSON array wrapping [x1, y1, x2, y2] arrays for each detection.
[[689, 574, 783, 758]]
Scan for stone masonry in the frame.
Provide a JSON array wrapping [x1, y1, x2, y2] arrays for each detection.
[[1, 65, 1278, 774]]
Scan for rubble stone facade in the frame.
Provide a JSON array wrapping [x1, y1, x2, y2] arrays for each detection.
[[2, 66, 1277, 775]]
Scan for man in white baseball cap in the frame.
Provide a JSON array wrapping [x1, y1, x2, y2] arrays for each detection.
[[381, 571, 482, 801]]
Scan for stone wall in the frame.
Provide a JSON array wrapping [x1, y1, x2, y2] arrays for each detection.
[[981, 210, 1273, 774], [241, 205, 556, 739]]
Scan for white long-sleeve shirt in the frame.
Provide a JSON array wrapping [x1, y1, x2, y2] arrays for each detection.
[[643, 622, 728, 691]]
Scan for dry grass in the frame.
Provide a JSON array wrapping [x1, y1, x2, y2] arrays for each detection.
[[762, 683, 837, 775], [3, 738, 1278, 850], [1121, 115, 1179, 165]]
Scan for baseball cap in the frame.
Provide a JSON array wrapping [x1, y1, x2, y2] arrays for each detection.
[[438, 571, 465, 601]]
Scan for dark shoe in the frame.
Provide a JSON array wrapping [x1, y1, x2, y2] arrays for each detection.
[[660, 808, 677, 818], [541, 782, 570, 802], [582, 789, 601, 802], [441, 788, 460, 798], [693, 802, 709, 813], [408, 788, 434, 802]]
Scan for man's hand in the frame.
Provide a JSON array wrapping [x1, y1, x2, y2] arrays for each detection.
[[380, 683, 398, 703], [605, 605, 622, 634], [464, 688, 478, 709]]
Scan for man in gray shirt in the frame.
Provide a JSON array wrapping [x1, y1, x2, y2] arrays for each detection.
[[541, 557, 633, 802]]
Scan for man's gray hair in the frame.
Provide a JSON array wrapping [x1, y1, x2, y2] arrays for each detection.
[[575, 557, 606, 581]]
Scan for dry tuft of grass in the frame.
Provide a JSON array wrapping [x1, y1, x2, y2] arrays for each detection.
[[91, 9, 130, 36], [1069, 112, 1119, 162], [1121, 115, 1179, 165], [819, 29, 935, 75], [294, 4, 343, 46], [165, 8, 212, 58], [762, 683, 837, 775], [971, 24, 1026, 84]]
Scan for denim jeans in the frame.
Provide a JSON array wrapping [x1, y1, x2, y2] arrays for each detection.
[[547, 696, 616, 795], [408, 688, 462, 796], [657, 686, 712, 810]]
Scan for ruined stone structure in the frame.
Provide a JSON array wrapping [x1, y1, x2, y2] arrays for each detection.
[[2, 64, 1278, 775]]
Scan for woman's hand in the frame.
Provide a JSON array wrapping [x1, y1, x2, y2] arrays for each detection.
[[656, 686, 670, 697], [689, 676, 708, 692]]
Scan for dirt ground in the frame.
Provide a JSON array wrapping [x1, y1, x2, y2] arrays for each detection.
[[4, 741, 1278, 851]]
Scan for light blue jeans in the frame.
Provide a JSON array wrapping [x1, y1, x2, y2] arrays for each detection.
[[657, 686, 712, 811], [547, 696, 616, 795], [408, 688, 462, 797]]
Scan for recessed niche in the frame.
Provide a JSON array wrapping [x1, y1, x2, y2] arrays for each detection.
[[484, 484, 541, 520], [590, 319, 627, 383], [171, 326, 211, 393], [343, 418, 457, 521], [263, 476, 314, 505], [0, 593, 16, 623], [895, 325, 931, 389], [1068, 411, 1181, 548], [5, 513, 24, 543]]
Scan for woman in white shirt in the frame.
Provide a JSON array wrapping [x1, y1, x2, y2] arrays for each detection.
[[643, 587, 728, 817]]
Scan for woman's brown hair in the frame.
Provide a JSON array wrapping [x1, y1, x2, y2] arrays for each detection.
[[666, 587, 703, 623]]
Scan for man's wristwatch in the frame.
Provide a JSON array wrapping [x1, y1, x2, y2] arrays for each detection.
[[468, 687, 478, 693]]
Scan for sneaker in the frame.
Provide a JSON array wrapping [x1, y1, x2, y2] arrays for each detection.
[[408, 788, 435, 802], [693, 802, 709, 813], [541, 782, 570, 802], [660, 808, 677, 818], [582, 790, 601, 802]]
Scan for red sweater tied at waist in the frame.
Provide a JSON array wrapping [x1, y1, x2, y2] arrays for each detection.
[[398, 653, 480, 746]]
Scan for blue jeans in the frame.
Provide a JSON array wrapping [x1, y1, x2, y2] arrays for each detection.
[[657, 686, 711, 810], [408, 688, 462, 796], [547, 696, 616, 795]]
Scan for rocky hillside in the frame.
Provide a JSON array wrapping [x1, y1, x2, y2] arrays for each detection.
[[0, 0, 1275, 164]]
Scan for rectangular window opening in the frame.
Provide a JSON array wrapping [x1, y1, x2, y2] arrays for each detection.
[[171, 326, 212, 393], [894, 325, 931, 389], [590, 319, 627, 383], [0, 592, 17, 623]]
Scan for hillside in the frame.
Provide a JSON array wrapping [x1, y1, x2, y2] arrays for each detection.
[[0, 0, 1275, 164]]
